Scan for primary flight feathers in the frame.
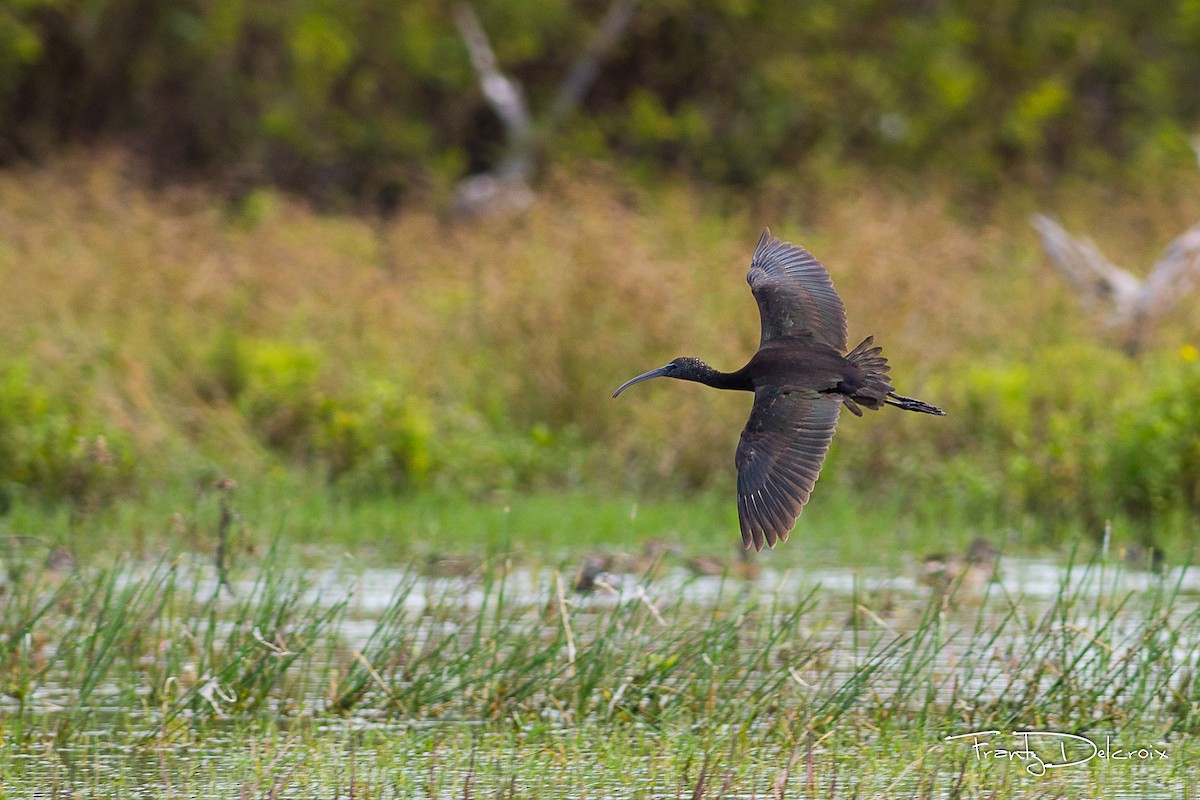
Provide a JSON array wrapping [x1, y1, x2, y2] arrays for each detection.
[[614, 229, 944, 550]]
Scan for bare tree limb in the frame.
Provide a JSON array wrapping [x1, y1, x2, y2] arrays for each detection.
[[1032, 213, 1200, 354], [1143, 222, 1200, 305], [453, 3, 533, 157], [1030, 214, 1140, 316], [451, 3, 536, 217], [545, 0, 639, 134], [451, 0, 639, 218]]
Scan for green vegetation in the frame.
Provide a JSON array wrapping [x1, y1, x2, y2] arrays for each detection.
[[3, 0, 1200, 200], [0, 154, 1198, 555], [1, 550, 1197, 796], [3, 2, 1199, 794]]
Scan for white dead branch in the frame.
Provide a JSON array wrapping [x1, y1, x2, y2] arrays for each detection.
[[452, 1, 637, 218], [1031, 213, 1200, 354]]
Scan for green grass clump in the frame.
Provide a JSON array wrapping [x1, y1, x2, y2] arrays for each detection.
[[2, 549, 1199, 796]]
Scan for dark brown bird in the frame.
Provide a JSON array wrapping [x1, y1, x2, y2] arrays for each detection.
[[613, 229, 945, 551]]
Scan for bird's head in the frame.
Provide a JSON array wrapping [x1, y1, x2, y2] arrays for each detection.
[[612, 357, 710, 397]]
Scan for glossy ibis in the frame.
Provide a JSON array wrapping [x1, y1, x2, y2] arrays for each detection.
[[613, 229, 945, 551]]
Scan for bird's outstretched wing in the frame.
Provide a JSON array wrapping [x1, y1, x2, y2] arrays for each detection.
[[735, 386, 842, 550], [747, 229, 848, 351]]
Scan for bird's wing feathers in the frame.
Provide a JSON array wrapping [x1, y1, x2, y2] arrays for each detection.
[[747, 229, 848, 351], [735, 387, 842, 551]]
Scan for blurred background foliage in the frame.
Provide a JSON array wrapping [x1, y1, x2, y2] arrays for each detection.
[[0, 153, 1198, 545], [2, 0, 1200, 205], [0, 1, 1199, 550]]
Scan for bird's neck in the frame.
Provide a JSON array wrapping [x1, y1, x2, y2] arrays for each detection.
[[682, 361, 753, 391]]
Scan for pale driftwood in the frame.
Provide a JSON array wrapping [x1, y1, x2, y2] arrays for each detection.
[[452, 1, 638, 218], [1031, 213, 1200, 354]]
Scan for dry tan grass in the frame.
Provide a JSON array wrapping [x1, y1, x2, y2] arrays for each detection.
[[2, 149, 1198, 492]]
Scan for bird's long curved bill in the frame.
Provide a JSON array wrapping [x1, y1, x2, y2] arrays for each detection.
[[612, 366, 671, 398]]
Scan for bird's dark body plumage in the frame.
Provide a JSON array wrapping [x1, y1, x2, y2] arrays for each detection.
[[613, 229, 944, 550]]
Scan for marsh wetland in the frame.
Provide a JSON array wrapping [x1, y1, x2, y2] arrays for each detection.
[[2, 517, 1198, 797], [2, 147, 1199, 798]]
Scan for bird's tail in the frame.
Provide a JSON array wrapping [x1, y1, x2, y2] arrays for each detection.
[[885, 392, 946, 416], [843, 336, 893, 416], [845, 336, 946, 416], [846, 336, 890, 379]]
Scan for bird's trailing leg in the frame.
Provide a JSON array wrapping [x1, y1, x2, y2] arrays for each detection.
[[884, 391, 945, 416]]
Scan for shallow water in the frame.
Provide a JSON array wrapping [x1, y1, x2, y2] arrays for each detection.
[[231, 554, 1200, 615], [4, 553, 1197, 798]]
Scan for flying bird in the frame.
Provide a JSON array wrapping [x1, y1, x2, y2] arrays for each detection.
[[613, 229, 945, 550]]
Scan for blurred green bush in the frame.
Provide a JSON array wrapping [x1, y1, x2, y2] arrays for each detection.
[[0, 361, 135, 513], [2, 154, 1197, 538], [10, 337, 1197, 531], [835, 342, 1200, 530], [2, 0, 1199, 198], [197, 336, 434, 493]]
